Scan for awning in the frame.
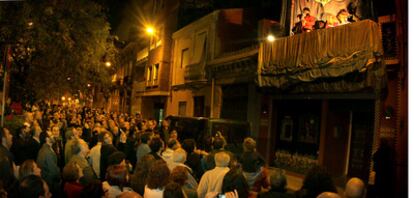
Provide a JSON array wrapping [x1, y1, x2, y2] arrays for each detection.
[[258, 20, 385, 92]]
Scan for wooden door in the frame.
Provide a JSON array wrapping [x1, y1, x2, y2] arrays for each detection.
[[323, 110, 350, 176]]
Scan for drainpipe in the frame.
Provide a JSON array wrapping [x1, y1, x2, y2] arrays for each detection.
[[210, 78, 214, 118]]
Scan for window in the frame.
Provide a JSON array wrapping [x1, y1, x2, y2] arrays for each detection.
[[181, 48, 189, 68], [153, 63, 159, 82], [146, 66, 153, 86], [146, 64, 159, 87], [193, 32, 207, 64], [178, 101, 187, 116]]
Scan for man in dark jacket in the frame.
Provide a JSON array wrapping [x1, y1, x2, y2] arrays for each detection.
[[37, 132, 61, 197]]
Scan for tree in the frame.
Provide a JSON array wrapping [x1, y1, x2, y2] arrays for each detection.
[[0, 0, 118, 101]]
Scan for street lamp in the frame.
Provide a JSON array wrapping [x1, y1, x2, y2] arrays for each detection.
[[145, 25, 155, 51], [266, 34, 276, 42], [146, 26, 155, 35], [105, 61, 112, 67]]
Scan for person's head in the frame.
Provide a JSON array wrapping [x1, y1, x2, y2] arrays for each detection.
[[170, 166, 188, 186], [72, 139, 90, 157], [117, 191, 143, 198], [140, 132, 152, 144], [51, 126, 60, 138], [303, 7, 311, 15], [19, 175, 52, 198], [150, 119, 158, 130], [167, 138, 180, 150], [62, 162, 83, 183], [269, 169, 287, 192], [317, 192, 341, 198], [146, 160, 170, 189], [32, 122, 42, 137], [19, 160, 42, 179], [221, 167, 249, 198], [106, 165, 129, 189], [336, 9, 349, 23], [107, 151, 127, 167], [302, 166, 337, 198], [161, 119, 170, 128], [0, 127, 13, 149], [163, 182, 185, 198], [80, 180, 104, 198], [344, 177, 366, 198], [65, 127, 76, 141], [102, 131, 113, 144], [149, 136, 164, 153], [22, 122, 32, 136], [134, 154, 156, 175], [215, 151, 230, 167], [172, 148, 187, 164], [39, 131, 53, 145], [182, 139, 196, 154], [242, 137, 256, 152], [212, 136, 225, 150], [170, 130, 178, 140]]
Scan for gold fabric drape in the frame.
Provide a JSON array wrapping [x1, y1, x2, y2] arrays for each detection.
[[258, 20, 385, 92]]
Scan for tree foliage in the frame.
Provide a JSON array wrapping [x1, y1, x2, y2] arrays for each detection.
[[0, 0, 118, 101]]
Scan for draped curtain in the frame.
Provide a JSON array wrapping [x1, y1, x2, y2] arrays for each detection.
[[258, 20, 385, 92]]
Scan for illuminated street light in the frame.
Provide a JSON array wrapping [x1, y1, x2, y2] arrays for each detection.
[[146, 26, 155, 36], [28, 21, 34, 27], [105, 61, 112, 67], [68, 97, 72, 101], [87, 83, 91, 87], [266, 34, 276, 42], [61, 96, 66, 101], [67, 77, 71, 81]]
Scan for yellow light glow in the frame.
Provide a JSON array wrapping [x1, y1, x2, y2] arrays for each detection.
[[266, 34, 276, 42], [105, 61, 111, 67], [146, 26, 155, 35], [112, 74, 117, 82], [68, 97, 72, 101], [61, 96, 66, 101]]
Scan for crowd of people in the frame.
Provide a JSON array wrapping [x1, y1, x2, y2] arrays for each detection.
[[0, 102, 369, 198]]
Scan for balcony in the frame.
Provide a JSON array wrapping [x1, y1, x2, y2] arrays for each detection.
[[184, 62, 206, 82], [258, 20, 386, 92], [133, 81, 146, 93]]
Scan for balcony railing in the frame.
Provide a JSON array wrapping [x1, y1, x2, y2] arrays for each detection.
[[184, 62, 205, 82]]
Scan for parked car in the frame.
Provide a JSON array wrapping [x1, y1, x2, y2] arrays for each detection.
[[165, 116, 251, 154]]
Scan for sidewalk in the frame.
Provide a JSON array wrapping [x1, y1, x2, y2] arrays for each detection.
[[285, 171, 345, 195]]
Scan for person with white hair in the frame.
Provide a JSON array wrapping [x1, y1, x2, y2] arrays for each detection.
[[167, 148, 198, 190], [167, 148, 189, 171], [344, 177, 366, 198], [67, 139, 96, 185], [197, 151, 230, 198]]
